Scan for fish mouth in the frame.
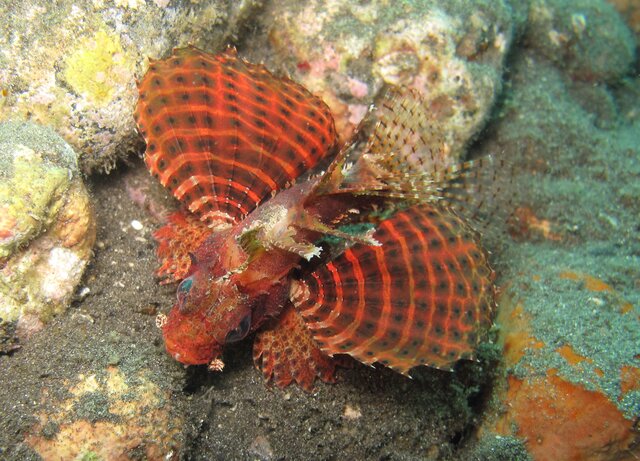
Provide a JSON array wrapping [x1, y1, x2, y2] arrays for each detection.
[[164, 335, 222, 366]]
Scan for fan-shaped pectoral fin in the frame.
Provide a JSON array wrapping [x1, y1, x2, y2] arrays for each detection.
[[291, 204, 496, 375], [253, 304, 340, 391]]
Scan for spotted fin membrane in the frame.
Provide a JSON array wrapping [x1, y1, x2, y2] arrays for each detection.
[[153, 211, 211, 282], [134, 46, 337, 230], [314, 87, 513, 234], [253, 305, 341, 391], [291, 204, 494, 373]]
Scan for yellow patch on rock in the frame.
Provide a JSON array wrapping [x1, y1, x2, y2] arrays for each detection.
[[63, 29, 134, 106]]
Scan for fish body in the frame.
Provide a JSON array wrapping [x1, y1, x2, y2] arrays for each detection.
[[161, 178, 326, 366], [135, 46, 497, 390]]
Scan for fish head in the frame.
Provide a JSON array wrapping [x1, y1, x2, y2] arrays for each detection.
[[162, 257, 253, 365]]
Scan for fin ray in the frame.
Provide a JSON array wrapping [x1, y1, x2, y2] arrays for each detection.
[[135, 46, 338, 228], [292, 204, 495, 374], [253, 304, 340, 391]]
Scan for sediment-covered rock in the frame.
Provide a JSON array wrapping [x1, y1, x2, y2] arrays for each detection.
[[526, 0, 636, 81], [0, 121, 95, 339], [471, 47, 640, 461]]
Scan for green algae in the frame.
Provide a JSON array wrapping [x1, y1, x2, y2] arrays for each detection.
[[77, 452, 102, 461], [0, 148, 68, 259]]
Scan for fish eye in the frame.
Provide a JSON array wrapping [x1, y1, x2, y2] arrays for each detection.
[[225, 312, 252, 344], [176, 277, 193, 309], [178, 277, 193, 293]]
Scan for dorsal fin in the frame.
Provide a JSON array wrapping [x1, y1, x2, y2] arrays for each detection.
[[304, 87, 516, 235]]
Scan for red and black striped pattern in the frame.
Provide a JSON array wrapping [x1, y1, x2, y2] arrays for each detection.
[[134, 46, 337, 228], [291, 204, 495, 374]]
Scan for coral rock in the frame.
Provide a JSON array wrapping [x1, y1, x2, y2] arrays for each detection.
[[261, 0, 515, 162], [0, 121, 95, 337], [0, 0, 263, 173]]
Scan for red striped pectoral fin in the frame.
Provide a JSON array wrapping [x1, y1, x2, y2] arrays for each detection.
[[154, 210, 211, 283], [135, 46, 337, 229], [253, 304, 340, 392], [291, 204, 496, 374]]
